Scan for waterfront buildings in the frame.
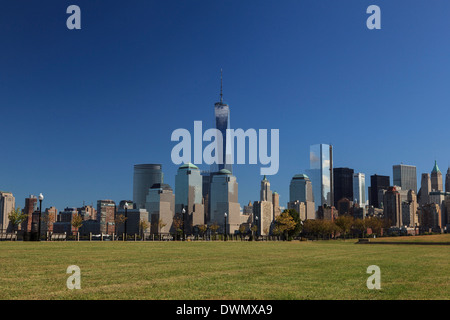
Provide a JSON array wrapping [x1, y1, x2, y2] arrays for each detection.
[[393, 164, 417, 193], [306, 144, 333, 211], [133, 164, 163, 210]]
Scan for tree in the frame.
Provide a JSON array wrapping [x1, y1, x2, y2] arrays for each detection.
[[238, 224, 247, 240], [352, 218, 367, 238], [284, 209, 302, 237], [114, 214, 128, 238], [172, 215, 184, 240], [335, 215, 354, 240], [7, 207, 27, 232], [198, 224, 208, 239], [274, 211, 297, 240], [139, 219, 149, 239], [250, 224, 258, 240], [158, 218, 167, 235], [209, 222, 220, 240], [71, 214, 84, 241]]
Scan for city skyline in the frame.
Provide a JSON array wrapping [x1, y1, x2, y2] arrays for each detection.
[[1, 1, 450, 210]]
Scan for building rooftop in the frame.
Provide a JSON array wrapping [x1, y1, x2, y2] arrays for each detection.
[[179, 163, 199, 170], [292, 174, 309, 180], [431, 160, 441, 173], [218, 169, 232, 175]]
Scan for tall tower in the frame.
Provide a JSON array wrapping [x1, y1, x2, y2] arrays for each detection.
[[446, 167, 450, 193], [133, 164, 163, 210], [333, 167, 354, 207], [393, 164, 417, 193], [306, 144, 333, 211], [430, 161, 443, 192], [212, 69, 232, 174], [175, 163, 204, 232], [353, 173, 366, 206], [260, 175, 272, 202], [419, 173, 431, 206]]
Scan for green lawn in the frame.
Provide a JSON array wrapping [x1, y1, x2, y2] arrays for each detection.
[[0, 239, 448, 300]]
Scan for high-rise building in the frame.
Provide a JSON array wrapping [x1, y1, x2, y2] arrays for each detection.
[[393, 164, 417, 193], [383, 186, 402, 227], [253, 200, 273, 236], [272, 192, 281, 219], [369, 175, 390, 208], [430, 161, 443, 192], [96, 200, 116, 234], [145, 183, 175, 234], [419, 173, 431, 206], [212, 70, 232, 174], [22, 195, 38, 232], [401, 190, 418, 227], [133, 164, 163, 210], [306, 144, 333, 211], [289, 174, 314, 203], [42, 206, 57, 234], [0, 191, 15, 233], [333, 167, 354, 207], [260, 175, 272, 203], [445, 168, 450, 193], [353, 173, 366, 206], [175, 163, 204, 233], [209, 169, 240, 234]]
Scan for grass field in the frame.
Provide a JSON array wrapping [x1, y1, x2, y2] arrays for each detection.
[[0, 236, 449, 300]]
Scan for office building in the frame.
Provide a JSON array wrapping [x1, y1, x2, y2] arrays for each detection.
[[393, 164, 417, 193], [369, 175, 390, 208], [260, 175, 272, 203], [419, 173, 431, 206], [212, 70, 232, 174], [306, 144, 333, 211], [446, 168, 450, 193], [209, 169, 240, 234], [133, 164, 163, 210], [272, 191, 281, 219], [146, 183, 175, 234], [353, 173, 366, 206], [333, 167, 354, 207], [383, 186, 402, 227], [175, 163, 204, 233], [431, 161, 443, 192], [0, 191, 15, 233], [97, 200, 116, 235], [289, 174, 314, 203]]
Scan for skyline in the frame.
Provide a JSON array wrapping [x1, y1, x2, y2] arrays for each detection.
[[1, 1, 450, 210]]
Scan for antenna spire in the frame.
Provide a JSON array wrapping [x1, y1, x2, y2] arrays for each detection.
[[220, 68, 223, 103]]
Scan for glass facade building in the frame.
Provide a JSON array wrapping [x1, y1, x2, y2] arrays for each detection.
[[306, 144, 333, 211], [133, 164, 163, 210], [289, 174, 314, 203], [175, 163, 203, 215], [393, 164, 417, 193], [353, 173, 366, 206]]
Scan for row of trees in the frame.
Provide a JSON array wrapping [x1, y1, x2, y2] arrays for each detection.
[[273, 209, 387, 240]]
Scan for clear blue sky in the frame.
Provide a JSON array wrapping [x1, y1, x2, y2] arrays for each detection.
[[1, 0, 449, 210]]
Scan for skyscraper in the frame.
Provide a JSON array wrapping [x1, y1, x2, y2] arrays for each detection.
[[333, 167, 354, 207], [133, 164, 163, 210], [145, 183, 175, 234], [393, 164, 417, 193], [175, 163, 204, 233], [369, 175, 390, 208], [96, 200, 116, 235], [383, 186, 402, 227], [353, 173, 366, 206], [209, 169, 240, 233], [260, 175, 272, 202], [306, 144, 333, 211], [289, 174, 314, 203], [0, 191, 15, 233], [419, 173, 431, 206], [430, 161, 443, 192], [212, 70, 232, 174], [445, 167, 450, 193]]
